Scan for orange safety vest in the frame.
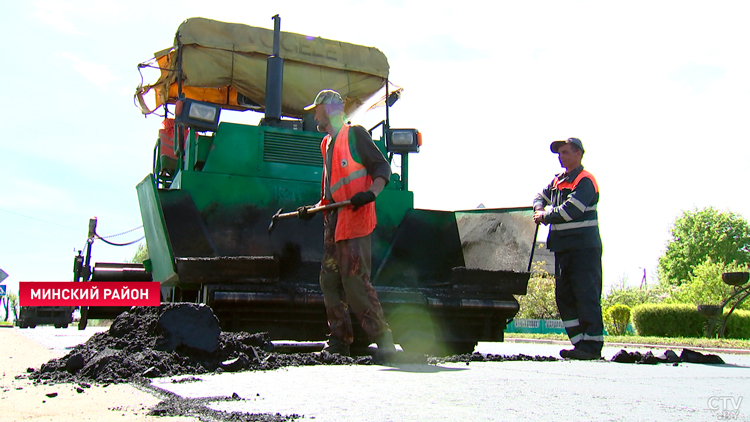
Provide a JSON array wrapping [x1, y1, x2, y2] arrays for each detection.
[[553, 169, 599, 192], [158, 118, 188, 160], [320, 125, 377, 241], [549, 169, 599, 235]]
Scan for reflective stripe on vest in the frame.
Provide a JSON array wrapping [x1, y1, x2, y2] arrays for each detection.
[[319, 125, 377, 241], [331, 168, 369, 196], [551, 219, 599, 231], [550, 169, 599, 232]]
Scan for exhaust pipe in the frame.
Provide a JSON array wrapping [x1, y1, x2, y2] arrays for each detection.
[[264, 14, 283, 126]]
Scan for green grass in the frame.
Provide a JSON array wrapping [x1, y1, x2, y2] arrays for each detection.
[[505, 333, 750, 349], [88, 319, 114, 327], [0, 321, 12, 327]]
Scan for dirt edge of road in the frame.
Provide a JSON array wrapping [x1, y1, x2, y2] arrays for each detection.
[[0, 326, 200, 422]]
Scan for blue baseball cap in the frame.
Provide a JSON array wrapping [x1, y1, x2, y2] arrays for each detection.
[[551, 137, 585, 153]]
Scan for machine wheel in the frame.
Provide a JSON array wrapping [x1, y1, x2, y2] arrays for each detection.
[[78, 307, 88, 330], [29, 325, 36, 329]]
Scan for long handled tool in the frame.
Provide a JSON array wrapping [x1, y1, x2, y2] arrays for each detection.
[[268, 200, 352, 234], [527, 222, 540, 272]]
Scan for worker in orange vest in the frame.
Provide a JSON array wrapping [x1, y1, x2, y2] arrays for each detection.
[[299, 90, 396, 358]]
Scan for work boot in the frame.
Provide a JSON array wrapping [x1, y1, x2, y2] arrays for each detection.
[[323, 336, 350, 356], [375, 329, 397, 360], [559, 348, 575, 359], [563, 348, 601, 361]]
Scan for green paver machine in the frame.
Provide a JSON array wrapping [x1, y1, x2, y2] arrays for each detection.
[[106, 16, 537, 354]]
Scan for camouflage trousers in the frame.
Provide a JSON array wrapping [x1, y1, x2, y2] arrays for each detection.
[[320, 210, 390, 346]]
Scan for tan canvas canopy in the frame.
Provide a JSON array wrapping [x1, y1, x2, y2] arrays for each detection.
[[135, 17, 390, 117]]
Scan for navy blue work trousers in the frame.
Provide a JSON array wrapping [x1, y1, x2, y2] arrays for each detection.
[[554, 247, 604, 354]]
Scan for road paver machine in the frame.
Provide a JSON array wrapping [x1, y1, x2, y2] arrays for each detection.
[[79, 16, 537, 354]]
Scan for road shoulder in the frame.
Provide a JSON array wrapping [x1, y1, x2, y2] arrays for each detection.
[[0, 327, 198, 422]]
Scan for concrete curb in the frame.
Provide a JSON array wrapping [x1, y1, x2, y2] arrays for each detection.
[[504, 336, 750, 356]]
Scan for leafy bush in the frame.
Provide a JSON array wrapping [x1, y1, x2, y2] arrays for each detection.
[[130, 242, 149, 264], [724, 309, 750, 339], [602, 278, 665, 310], [658, 207, 750, 285], [516, 262, 559, 319], [633, 303, 750, 339], [631, 304, 705, 337], [603, 304, 631, 336], [8, 292, 18, 321], [665, 258, 750, 310]]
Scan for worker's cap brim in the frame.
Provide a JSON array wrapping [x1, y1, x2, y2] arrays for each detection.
[[550, 138, 585, 153], [304, 89, 343, 111]]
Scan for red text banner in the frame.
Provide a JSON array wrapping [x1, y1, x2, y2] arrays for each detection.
[[19, 282, 160, 306]]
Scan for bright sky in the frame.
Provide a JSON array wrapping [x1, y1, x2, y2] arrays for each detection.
[[1, 1, 749, 297]]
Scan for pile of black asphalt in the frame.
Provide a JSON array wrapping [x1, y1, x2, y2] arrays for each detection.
[[610, 348, 725, 365], [22, 303, 560, 421], [23, 304, 360, 421], [26, 303, 562, 386], [26, 303, 358, 386]]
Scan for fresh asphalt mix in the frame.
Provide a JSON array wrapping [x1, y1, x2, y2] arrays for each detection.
[[16, 313, 750, 422]]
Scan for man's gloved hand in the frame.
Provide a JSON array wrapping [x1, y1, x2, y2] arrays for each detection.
[[350, 191, 376, 210], [297, 205, 316, 221]]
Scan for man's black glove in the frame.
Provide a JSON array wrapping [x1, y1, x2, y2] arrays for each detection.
[[297, 205, 316, 221], [350, 191, 376, 210]]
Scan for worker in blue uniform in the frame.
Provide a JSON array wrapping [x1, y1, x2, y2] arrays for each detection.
[[533, 137, 603, 360]]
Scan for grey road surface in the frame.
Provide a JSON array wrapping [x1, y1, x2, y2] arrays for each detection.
[[154, 341, 750, 422], [18, 326, 750, 422]]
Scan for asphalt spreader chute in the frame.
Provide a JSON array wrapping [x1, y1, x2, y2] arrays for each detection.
[[77, 16, 539, 355]]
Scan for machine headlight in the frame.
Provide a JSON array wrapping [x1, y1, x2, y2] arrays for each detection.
[[175, 98, 221, 132], [386, 128, 421, 153], [187, 102, 218, 122]]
